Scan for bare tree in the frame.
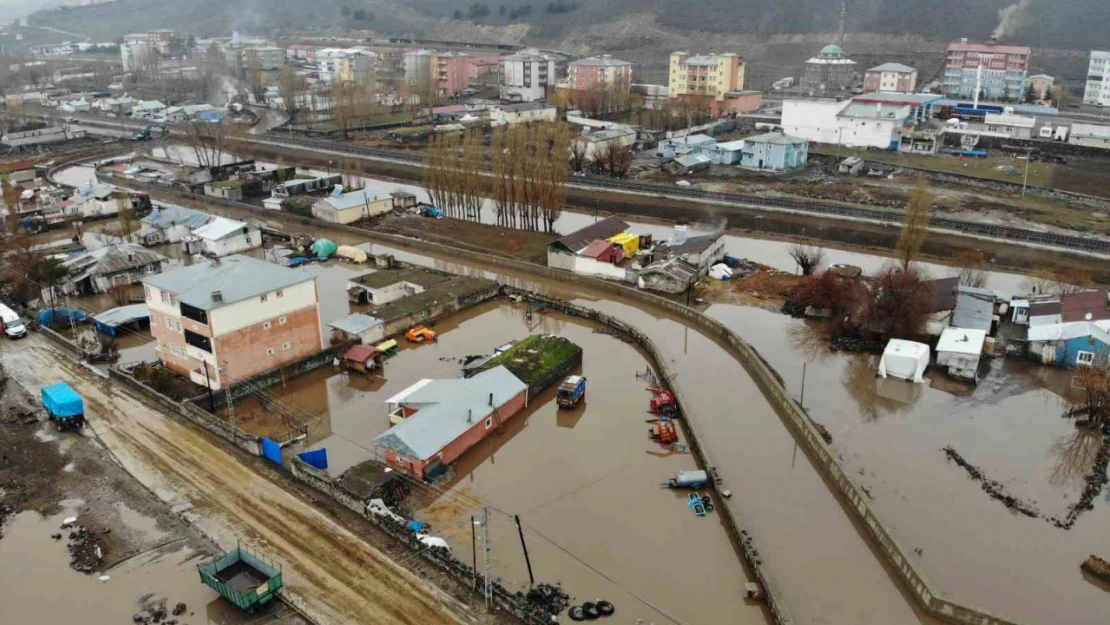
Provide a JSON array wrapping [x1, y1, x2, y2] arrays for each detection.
[[278, 65, 305, 116], [246, 55, 266, 103], [1063, 358, 1110, 431], [788, 244, 826, 276], [606, 142, 633, 178], [897, 178, 932, 269], [864, 264, 935, 339], [117, 193, 136, 241], [952, 250, 988, 288], [184, 121, 241, 169], [1053, 268, 1093, 295], [569, 137, 588, 173]]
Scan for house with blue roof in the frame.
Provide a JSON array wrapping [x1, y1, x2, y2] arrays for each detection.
[[375, 366, 528, 478]]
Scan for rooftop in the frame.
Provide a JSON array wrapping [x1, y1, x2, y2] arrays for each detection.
[[837, 102, 911, 120], [868, 62, 916, 73], [328, 312, 384, 336], [142, 255, 315, 310], [497, 102, 555, 113], [948, 41, 1031, 55], [926, 277, 960, 313], [1027, 321, 1110, 343], [350, 268, 450, 290], [580, 127, 637, 142], [658, 232, 722, 256], [581, 239, 616, 259], [1061, 290, 1110, 322], [952, 292, 995, 331], [191, 217, 251, 241], [316, 187, 393, 211], [853, 92, 944, 106], [819, 43, 845, 56], [551, 216, 629, 254], [743, 131, 807, 146], [142, 204, 214, 231], [92, 303, 150, 327], [370, 276, 494, 321], [472, 335, 582, 387], [937, 327, 987, 356], [570, 55, 631, 68], [640, 257, 699, 283], [64, 243, 166, 280], [374, 366, 527, 460], [675, 153, 712, 168]]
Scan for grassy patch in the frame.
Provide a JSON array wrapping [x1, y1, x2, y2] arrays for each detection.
[[476, 335, 581, 385]]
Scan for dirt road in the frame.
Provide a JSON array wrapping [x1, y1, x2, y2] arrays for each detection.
[[1, 335, 475, 625]]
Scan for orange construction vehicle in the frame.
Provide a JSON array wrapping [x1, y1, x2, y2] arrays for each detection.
[[650, 418, 679, 444], [404, 325, 436, 342]]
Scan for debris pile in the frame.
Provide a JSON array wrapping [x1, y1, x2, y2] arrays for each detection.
[[830, 335, 884, 354], [523, 583, 570, 616], [65, 522, 107, 573], [132, 597, 187, 624], [1048, 439, 1109, 530], [942, 446, 1039, 518]]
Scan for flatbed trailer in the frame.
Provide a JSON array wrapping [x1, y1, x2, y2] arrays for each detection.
[[198, 544, 283, 612]]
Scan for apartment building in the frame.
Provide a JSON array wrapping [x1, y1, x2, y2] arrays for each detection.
[[500, 49, 557, 102], [435, 52, 479, 96], [404, 49, 437, 89], [668, 52, 746, 99], [1083, 51, 1110, 106], [863, 63, 917, 93], [242, 46, 284, 72], [143, 255, 322, 390], [568, 55, 632, 90], [943, 39, 1031, 101]]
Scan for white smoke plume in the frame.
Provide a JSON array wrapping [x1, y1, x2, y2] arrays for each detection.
[[992, 0, 1033, 40]]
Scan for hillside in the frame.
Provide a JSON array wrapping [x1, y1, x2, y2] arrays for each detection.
[[26, 0, 1110, 54]]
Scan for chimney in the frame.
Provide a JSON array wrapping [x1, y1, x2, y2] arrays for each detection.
[[467, 409, 472, 423], [489, 392, 494, 406], [211, 290, 223, 303]]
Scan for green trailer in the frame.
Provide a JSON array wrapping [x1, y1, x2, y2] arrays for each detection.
[[198, 544, 283, 612]]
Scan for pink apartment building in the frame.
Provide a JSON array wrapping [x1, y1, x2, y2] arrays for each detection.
[[567, 55, 632, 90], [143, 255, 322, 390]]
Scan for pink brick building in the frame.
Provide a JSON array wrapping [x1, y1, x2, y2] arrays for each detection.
[[863, 63, 918, 94], [143, 255, 322, 390], [436, 52, 479, 97], [568, 55, 632, 90]]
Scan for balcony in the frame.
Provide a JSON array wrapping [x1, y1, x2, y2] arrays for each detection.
[[190, 367, 221, 390]]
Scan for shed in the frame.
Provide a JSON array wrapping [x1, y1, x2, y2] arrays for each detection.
[[328, 312, 385, 345], [93, 304, 150, 336], [581, 239, 623, 264], [672, 153, 712, 173], [1010, 299, 1030, 325], [546, 217, 630, 271], [877, 340, 930, 383], [707, 140, 746, 165], [936, 327, 986, 382], [952, 292, 995, 333], [342, 344, 384, 373], [839, 157, 865, 174]]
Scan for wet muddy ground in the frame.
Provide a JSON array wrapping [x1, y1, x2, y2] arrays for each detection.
[[228, 298, 767, 625], [708, 303, 1110, 625], [0, 344, 308, 625]]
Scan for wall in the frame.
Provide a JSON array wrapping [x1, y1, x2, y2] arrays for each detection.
[[209, 279, 317, 336], [206, 227, 261, 257], [215, 305, 323, 385], [572, 255, 628, 281], [781, 99, 848, 144]]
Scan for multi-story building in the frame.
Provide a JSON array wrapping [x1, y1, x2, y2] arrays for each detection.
[[316, 48, 350, 82], [568, 55, 632, 90], [435, 52, 478, 97], [863, 63, 918, 93], [500, 49, 556, 102], [121, 40, 156, 72], [339, 49, 376, 85], [668, 52, 745, 99], [801, 44, 857, 93], [143, 255, 322, 390], [943, 39, 1031, 101], [1025, 74, 1054, 102], [242, 46, 284, 72], [1083, 51, 1110, 106], [403, 49, 437, 90]]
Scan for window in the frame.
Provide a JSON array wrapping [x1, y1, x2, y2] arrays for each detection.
[[276, 290, 284, 298], [260, 294, 268, 303], [282, 342, 290, 351], [165, 318, 174, 330], [1077, 351, 1095, 366], [263, 321, 271, 330], [180, 302, 208, 325], [266, 347, 275, 356], [170, 294, 178, 306], [161, 291, 170, 304], [144, 285, 152, 300], [279, 315, 287, 325], [174, 320, 182, 332], [184, 329, 212, 353], [485, 417, 493, 429]]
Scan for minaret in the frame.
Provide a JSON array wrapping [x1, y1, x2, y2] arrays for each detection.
[[837, 1, 848, 47]]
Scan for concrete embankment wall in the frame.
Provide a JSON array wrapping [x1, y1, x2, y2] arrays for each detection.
[[95, 172, 1027, 625]]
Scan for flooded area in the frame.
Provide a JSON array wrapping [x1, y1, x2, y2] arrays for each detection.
[[229, 298, 766, 625], [708, 303, 1110, 625]]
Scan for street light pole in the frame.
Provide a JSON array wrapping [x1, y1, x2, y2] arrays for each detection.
[[1021, 148, 1031, 196]]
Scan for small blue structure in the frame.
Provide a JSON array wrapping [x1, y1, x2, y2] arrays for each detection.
[[41, 382, 85, 430], [707, 140, 746, 165], [740, 131, 809, 171], [656, 134, 716, 160], [93, 304, 150, 336], [1027, 322, 1110, 368], [297, 448, 328, 470]]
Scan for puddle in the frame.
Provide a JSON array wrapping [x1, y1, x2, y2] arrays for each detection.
[[113, 503, 169, 542], [0, 510, 216, 625]]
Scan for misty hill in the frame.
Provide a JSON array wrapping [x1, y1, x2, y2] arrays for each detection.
[[27, 0, 1110, 51]]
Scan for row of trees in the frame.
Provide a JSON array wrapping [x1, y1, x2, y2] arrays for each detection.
[[421, 123, 570, 232]]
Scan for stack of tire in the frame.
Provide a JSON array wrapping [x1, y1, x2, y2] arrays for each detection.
[[568, 600, 615, 621]]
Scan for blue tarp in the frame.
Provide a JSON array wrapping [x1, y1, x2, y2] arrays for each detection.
[[93, 304, 150, 336], [37, 308, 89, 327], [261, 438, 283, 465], [406, 520, 429, 532], [297, 448, 328, 470], [41, 382, 83, 417]]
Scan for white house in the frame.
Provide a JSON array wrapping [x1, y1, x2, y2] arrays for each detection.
[[573, 127, 637, 162], [781, 98, 850, 144], [1069, 123, 1110, 150], [181, 217, 261, 258], [490, 102, 558, 126], [499, 50, 557, 102], [834, 101, 908, 150], [936, 327, 987, 383], [136, 204, 215, 245], [652, 226, 725, 275], [312, 188, 394, 225]]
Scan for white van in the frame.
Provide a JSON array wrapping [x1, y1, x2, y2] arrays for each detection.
[[0, 304, 27, 339]]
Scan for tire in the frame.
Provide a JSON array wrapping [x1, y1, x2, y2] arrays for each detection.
[[568, 606, 586, 622], [581, 602, 600, 620], [596, 600, 615, 617]]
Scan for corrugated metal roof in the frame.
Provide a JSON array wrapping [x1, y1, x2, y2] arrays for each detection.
[[570, 55, 631, 68], [192, 217, 249, 241], [93, 304, 150, 327], [581, 239, 616, 258], [675, 153, 711, 167], [640, 257, 699, 283], [373, 366, 527, 460], [142, 255, 314, 310], [317, 188, 392, 211], [142, 204, 214, 230], [64, 243, 166, 277], [1027, 321, 1110, 343], [328, 312, 383, 335], [926, 277, 960, 313], [952, 292, 994, 331], [1061, 290, 1110, 322], [743, 131, 807, 146]]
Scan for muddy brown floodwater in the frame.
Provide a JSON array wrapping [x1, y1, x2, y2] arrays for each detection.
[[230, 298, 767, 625], [709, 303, 1110, 625]]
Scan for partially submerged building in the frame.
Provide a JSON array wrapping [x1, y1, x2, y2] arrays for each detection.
[[346, 267, 450, 305], [136, 204, 214, 245], [547, 216, 631, 277], [181, 217, 262, 258], [58, 243, 169, 295], [312, 187, 395, 225], [143, 255, 322, 389], [936, 327, 987, 383], [376, 366, 529, 478]]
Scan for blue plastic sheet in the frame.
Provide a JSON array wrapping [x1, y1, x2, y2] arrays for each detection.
[[297, 448, 328, 470], [41, 383, 83, 417]]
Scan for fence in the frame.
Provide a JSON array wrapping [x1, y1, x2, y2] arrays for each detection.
[[97, 156, 1030, 625]]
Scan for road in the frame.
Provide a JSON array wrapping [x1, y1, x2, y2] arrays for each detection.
[[0, 335, 477, 625]]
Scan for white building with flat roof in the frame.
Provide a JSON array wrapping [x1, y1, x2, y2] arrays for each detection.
[[1084, 51, 1110, 107], [500, 49, 556, 102]]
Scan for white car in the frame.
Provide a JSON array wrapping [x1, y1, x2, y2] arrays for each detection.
[[3, 319, 27, 339]]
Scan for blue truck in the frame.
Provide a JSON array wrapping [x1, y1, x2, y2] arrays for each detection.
[[556, 375, 586, 409], [41, 382, 85, 431]]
